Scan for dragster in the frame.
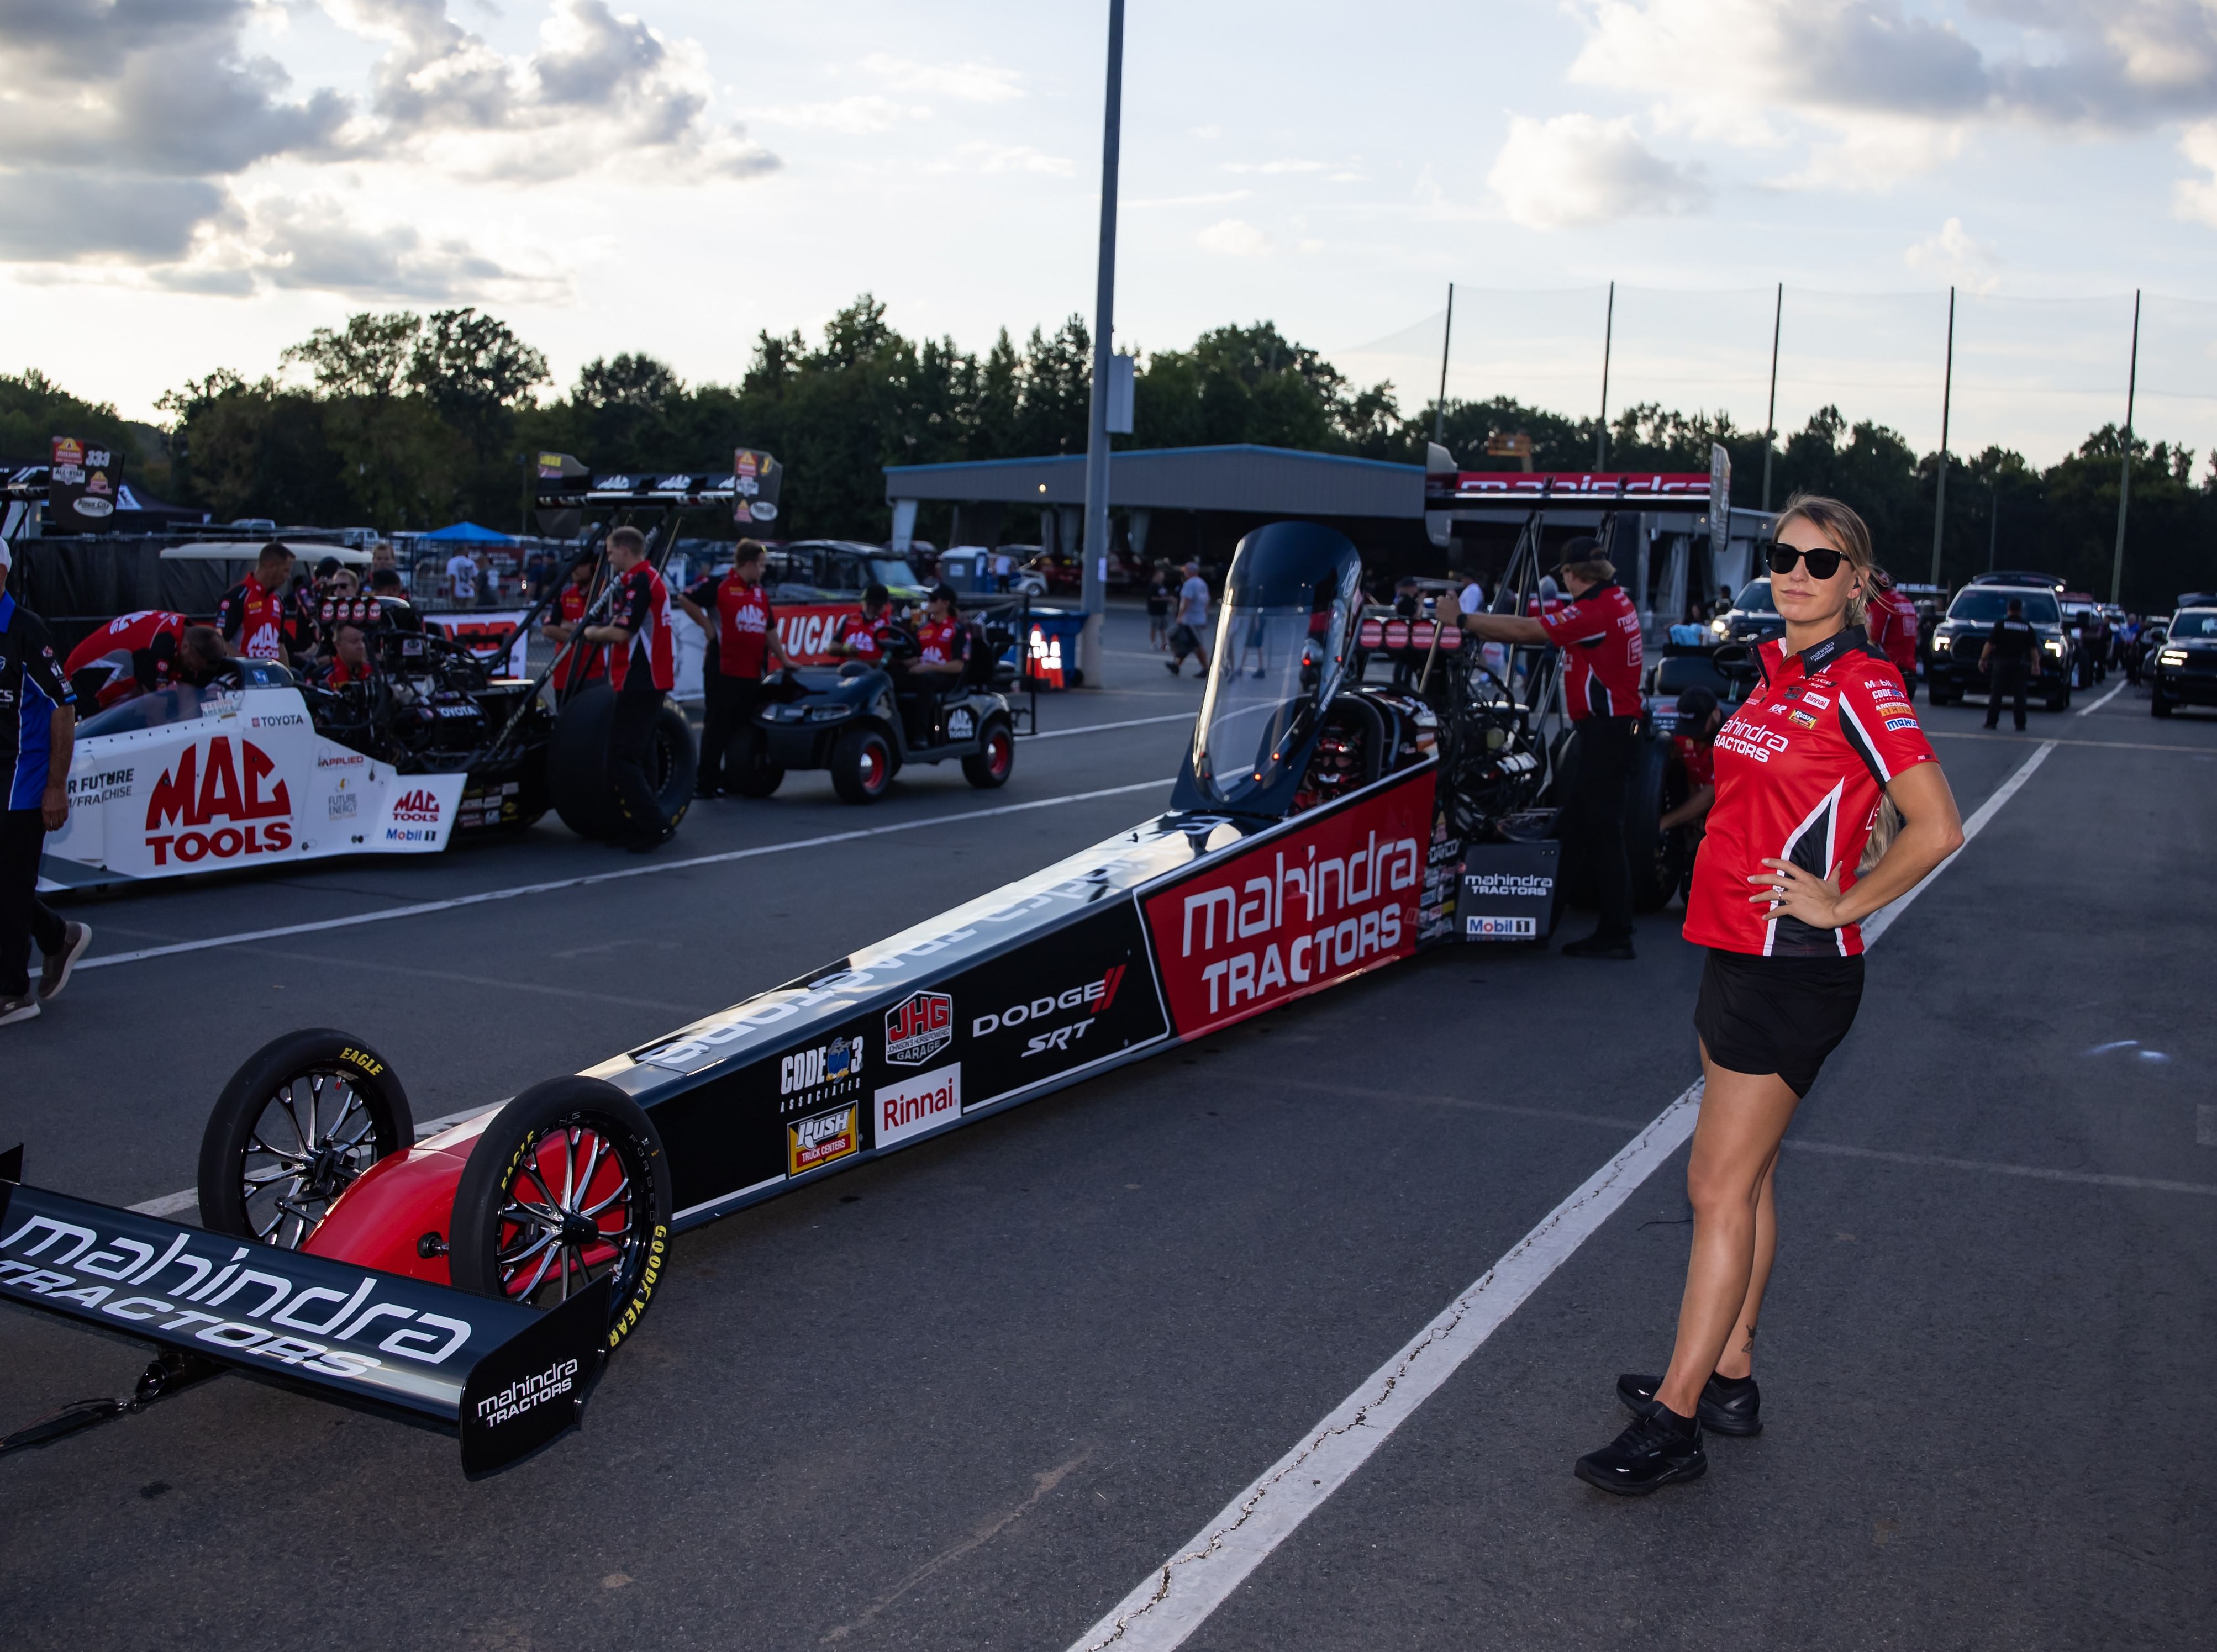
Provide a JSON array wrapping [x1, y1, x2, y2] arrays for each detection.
[[1, 522, 1573, 1472]]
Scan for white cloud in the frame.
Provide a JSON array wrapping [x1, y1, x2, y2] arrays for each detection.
[[1223, 158, 1329, 175], [861, 52, 1024, 103], [2175, 118, 2217, 224], [1189, 125, 1223, 140], [1487, 113, 1708, 228], [1904, 215, 2001, 289], [749, 95, 928, 134], [252, 197, 567, 300], [1127, 191, 1255, 208], [1196, 218, 1273, 256], [935, 142, 1073, 177]]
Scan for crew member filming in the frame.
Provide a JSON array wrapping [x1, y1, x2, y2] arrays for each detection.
[[1448, 537, 1644, 958], [579, 527, 680, 851], [217, 541, 299, 663], [1979, 597, 2040, 731], [678, 539, 789, 799]]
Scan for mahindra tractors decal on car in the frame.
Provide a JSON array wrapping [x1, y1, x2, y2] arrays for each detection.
[[1142, 772, 1436, 1039]]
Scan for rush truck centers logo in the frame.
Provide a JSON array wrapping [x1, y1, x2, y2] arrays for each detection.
[[787, 1105, 860, 1175], [144, 737, 293, 866], [884, 990, 953, 1067]]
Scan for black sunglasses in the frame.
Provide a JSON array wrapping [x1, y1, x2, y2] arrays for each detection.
[[1761, 539, 1846, 581]]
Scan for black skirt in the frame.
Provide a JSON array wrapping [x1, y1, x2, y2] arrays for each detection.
[[1694, 948, 1865, 1098]]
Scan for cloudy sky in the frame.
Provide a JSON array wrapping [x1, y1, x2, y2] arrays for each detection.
[[8, 0, 2217, 463]]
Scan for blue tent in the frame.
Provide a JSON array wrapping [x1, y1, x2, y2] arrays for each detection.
[[420, 521, 517, 544]]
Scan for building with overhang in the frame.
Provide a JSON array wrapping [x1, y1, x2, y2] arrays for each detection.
[[882, 442, 1774, 621]]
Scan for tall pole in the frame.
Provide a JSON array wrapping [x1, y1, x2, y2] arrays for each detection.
[[1761, 282, 1782, 511], [2111, 289, 2141, 606], [1078, 0, 1124, 690], [1987, 478, 1999, 572], [1433, 282, 1455, 442], [1929, 285, 1954, 589], [1594, 280, 1615, 469]]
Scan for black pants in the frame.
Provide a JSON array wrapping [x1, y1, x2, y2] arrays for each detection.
[[698, 673, 764, 791], [610, 688, 667, 837], [1562, 716, 1636, 940], [1985, 660, 2029, 729], [1, 809, 66, 999]]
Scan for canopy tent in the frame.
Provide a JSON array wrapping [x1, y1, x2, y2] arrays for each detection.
[[420, 521, 517, 544]]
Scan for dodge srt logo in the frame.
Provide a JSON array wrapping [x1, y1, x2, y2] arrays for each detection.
[[884, 991, 953, 1067], [971, 967, 1124, 1042], [144, 736, 293, 866]]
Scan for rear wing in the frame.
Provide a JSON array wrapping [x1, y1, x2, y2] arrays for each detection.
[[0, 1147, 607, 1475]]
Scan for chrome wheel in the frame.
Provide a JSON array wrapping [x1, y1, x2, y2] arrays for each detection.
[[491, 1118, 645, 1309], [239, 1069, 381, 1248]]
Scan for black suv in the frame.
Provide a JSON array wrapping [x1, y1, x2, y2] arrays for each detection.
[[1926, 583, 2072, 711], [1706, 577, 1786, 647], [2151, 608, 2217, 716]]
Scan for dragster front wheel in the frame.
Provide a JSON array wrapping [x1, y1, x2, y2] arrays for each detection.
[[448, 1078, 673, 1355], [198, 1028, 415, 1250]]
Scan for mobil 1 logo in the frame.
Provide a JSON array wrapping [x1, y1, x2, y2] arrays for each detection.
[[951, 901, 1168, 1111]]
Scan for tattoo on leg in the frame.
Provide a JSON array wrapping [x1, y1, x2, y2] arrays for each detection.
[[1741, 1323, 1757, 1353]]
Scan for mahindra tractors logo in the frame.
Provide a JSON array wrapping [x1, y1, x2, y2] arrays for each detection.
[[144, 736, 293, 866], [475, 1356, 579, 1428], [884, 990, 953, 1067], [392, 788, 442, 824]]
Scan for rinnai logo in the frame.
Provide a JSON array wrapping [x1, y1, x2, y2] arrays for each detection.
[[392, 789, 442, 823], [884, 990, 954, 1067], [875, 1065, 961, 1148], [972, 967, 1124, 1041], [787, 1105, 860, 1175], [476, 1357, 579, 1427], [144, 737, 293, 865]]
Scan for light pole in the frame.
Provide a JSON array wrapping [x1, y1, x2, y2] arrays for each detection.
[[1930, 286, 1954, 589], [2111, 289, 2141, 606], [1077, 0, 1125, 690]]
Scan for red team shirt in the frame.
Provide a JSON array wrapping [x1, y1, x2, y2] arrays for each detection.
[[1537, 579, 1643, 720], [1865, 584, 1921, 678], [552, 583, 607, 689], [1682, 627, 1938, 958], [838, 611, 885, 662], [685, 571, 775, 679], [63, 610, 186, 705], [217, 580, 293, 661], [609, 564, 677, 693], [915, 616, 966, 667]]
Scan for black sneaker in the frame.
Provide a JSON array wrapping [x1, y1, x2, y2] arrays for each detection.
[[1561, 932, 1636, 960], [1616, 1371, 1762, 1437], [1574, 1406, 1706, 1496], [39, 921, 92, 1002]]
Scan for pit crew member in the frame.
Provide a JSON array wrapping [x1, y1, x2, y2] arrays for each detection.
[[1576, 494, 1963, 1497], [834, 583, 894, 664], [1660, 684, 1723, 836], [324, 621, 374, 688], [1863, 568, 1921, 700], [891, 586, 968, 746], [62, 611, 226, 708], [581, 526, 678, 851], [1452, 537, 1644, 959], [217, 541, 299, 663], [678, 539, 788, 799], [541, 557, 607, 692], [0, 543, 90, 1027]]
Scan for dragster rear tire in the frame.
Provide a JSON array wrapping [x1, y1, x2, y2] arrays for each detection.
[[198, 1028, 414, 1250], [449, 1077, 673, 1355], [549, 684, 698, 841]]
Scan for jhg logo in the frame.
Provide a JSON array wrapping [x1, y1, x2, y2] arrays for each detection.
[[476, 1357, 580, 1428], [392, 788, 441, 823], [884, 990, 954, 1067], [144, 736, 292, 865]]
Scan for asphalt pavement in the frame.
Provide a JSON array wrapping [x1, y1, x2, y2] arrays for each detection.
[[2, 629, 2210, 1652]]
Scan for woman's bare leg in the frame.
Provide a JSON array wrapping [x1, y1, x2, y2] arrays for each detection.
[[1712, 1153, 1779, 1381], [1655, 1052, 1801, 1417]]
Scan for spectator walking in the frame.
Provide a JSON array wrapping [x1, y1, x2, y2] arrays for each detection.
[[1146, 567, 1172, 651], [1979, 597, 2040, 731], [445, 547, 480, 608], [1167, 561, 1212, 678], [0, 543, 91, 1026]]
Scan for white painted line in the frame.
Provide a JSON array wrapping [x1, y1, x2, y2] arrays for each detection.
[[1069, 737, 2057, 1652], [1857, 740, 2052, 948], [78, 777, 1175, 973], [1783, 1138, 2217, 1196], [127, 1189, 201, 1218], [2076, 678, 2128, 717], [1031, 714, 1192, 741]]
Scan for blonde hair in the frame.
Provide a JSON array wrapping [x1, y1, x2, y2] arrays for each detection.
[[1772, 492, 1873, 627], [1774, 493, 1903, 871]]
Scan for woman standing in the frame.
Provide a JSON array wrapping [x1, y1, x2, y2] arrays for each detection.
[[1575, 494, 1966, 1495]]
